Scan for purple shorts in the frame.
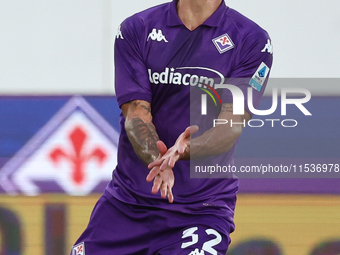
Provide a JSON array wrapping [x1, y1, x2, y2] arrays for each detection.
[[71, 191, 232, 255]]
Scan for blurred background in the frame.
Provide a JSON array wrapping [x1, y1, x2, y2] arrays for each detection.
[[0, 0, 339, 254]]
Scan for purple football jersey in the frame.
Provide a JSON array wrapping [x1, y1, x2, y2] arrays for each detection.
[[108, 0, 273, 224]]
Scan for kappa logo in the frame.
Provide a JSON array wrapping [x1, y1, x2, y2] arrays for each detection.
[[188, 249, 205, 255], [261, 39, 273, 54], [212, 33, 235, 54], [72, 242, 85, 255], [116, 25, 124, 39], [0, 96, 119, 196], [147, 28, 168, 42]]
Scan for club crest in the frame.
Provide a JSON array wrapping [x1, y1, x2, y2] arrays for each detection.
[[212, 33, 235, 54]]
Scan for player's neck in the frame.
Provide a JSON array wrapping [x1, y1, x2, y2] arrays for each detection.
[[177, 0, 222, 31]]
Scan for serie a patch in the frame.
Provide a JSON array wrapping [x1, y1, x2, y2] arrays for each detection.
[[72, 242, 85, 255], [249, 62, 270, 92]]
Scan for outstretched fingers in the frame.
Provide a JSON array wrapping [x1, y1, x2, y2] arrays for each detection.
[[189, 125, 199, 135], [147, 140, 168, 181], [159, 180, 174, 203], [148, 141, 167, 169], [145, 139, 174, 203], [152, 176, 162, 194], [160, 182, 167, 198], [150, 167, 175, 203], [156, 140, 167, 155], [167, 187, 174, 203], [146, 166, 160, 182]]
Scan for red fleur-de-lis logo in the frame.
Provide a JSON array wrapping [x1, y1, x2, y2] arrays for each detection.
[[76, 245, 83, 254], [49, 126, 107, 185], [220, 36, 229, 45]]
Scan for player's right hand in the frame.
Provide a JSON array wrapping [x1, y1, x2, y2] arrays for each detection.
[[146, 140, 175, 203], [146, 141, 168, 182], [150, 166, 174, 203]]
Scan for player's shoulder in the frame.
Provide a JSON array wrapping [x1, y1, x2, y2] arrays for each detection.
[[226, 7, 270, 40], [120, 2, 170, 32]]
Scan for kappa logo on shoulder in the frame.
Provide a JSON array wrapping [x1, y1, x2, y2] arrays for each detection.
[[147, 28, 168, 42], [116, 25, 124, 40], [72, 242, 85, 255], [261, 39, 273, 54], [212, 33, 235, 54]]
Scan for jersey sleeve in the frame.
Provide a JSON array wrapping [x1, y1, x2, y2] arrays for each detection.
[[114, 17, 152, 107], [220, 29, 273, 116]]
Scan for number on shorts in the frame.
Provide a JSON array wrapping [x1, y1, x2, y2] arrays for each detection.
[[181, 227, 222, 255], [202, 229, 222, 255], [181, 227, 199, 249]]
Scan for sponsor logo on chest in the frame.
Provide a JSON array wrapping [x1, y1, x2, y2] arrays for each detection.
[[148, 67, 226, 88]]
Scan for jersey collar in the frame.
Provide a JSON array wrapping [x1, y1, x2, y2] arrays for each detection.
[[167, 0, 228, 28]]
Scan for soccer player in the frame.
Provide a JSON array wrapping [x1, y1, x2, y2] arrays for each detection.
[[71, 0, 273, 254]]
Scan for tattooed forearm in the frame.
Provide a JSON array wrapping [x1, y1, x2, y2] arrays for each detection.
[[126, 100, 151, 114], [125, 117, 160, 165], [122, 100, 161, 164]]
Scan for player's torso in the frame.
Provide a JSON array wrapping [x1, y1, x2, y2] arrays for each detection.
[[111, 1, 269, 211], [134, 2, 246, 144], [143, 18, 239, 94]]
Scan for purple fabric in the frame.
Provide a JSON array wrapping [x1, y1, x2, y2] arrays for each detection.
[[71, 191, 232, 255], [109, 0, 273, 224]]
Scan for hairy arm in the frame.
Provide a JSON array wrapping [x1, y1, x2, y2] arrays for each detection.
[[188, 103, 251, 159], [121, 100, 160, 165]]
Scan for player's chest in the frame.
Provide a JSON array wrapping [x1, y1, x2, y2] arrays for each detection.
[[143, 26, 237, 78]]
